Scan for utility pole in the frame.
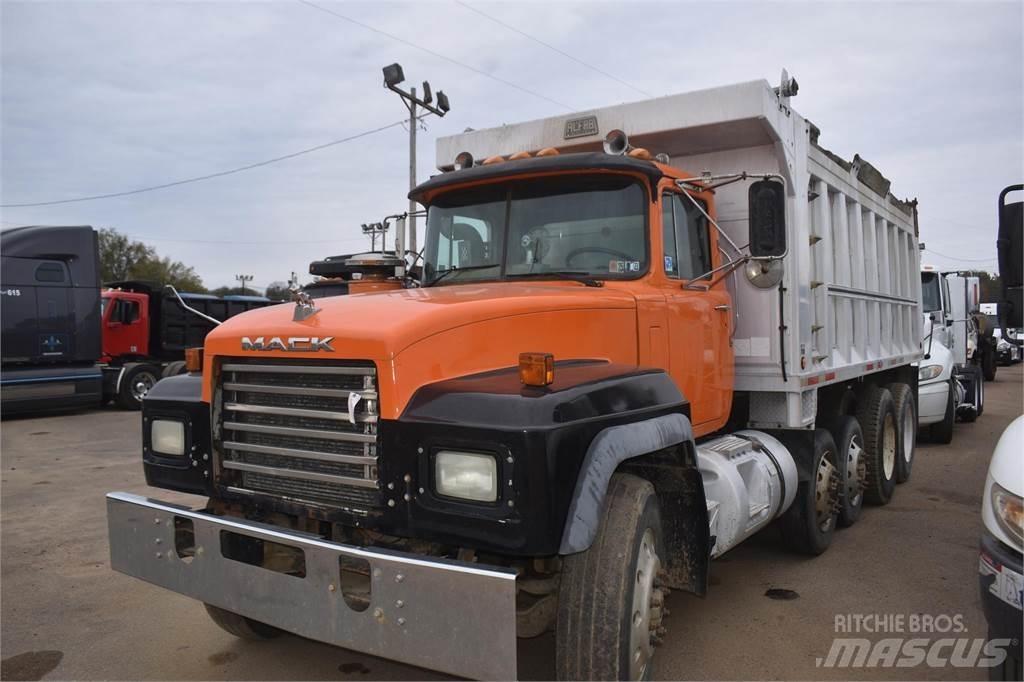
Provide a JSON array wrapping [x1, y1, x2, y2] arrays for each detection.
[[235, 274, 253, 295], [409, 85, 416, 254], [382, 63, 450, 257]]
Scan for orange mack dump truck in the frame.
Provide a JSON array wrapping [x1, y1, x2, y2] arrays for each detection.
[[106, 74, 923, 680]]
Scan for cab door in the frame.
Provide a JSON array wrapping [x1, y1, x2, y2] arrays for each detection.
[[660, 190, 733, 434], [103, 293, 148, 359]]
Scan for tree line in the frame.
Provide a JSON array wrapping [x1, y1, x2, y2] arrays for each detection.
[[98, 228, 289, 299]]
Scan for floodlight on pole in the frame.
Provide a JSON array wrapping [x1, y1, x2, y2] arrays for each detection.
[[382, 63, 405, 88], [382, 63, 452, 257]]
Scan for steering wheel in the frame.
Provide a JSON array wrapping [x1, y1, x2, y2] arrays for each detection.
[[565, 246, 634, 269]]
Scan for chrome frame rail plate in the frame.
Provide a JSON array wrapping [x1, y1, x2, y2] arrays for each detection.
[[106, 492, 518, 680]]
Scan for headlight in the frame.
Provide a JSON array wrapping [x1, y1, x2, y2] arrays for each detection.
[[435, 451, 497, 502], [992, 483, 1024, 548], [918, 364, 943, 381], [151, 419, 185, 456]]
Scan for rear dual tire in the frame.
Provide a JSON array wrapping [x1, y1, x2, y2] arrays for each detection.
[[855, 385, 898, 506], [778, 429, 840, 555], [887, 383, 916, 484]]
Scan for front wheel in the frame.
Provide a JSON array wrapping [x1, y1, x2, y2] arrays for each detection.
[[556, 473, 668, 681], [116, 363, 160, 410], [203, 604, 282, 640], [982, 343, 997, 381]]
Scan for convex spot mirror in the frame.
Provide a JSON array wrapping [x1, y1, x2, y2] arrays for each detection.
[[748, 180, 786, 258]]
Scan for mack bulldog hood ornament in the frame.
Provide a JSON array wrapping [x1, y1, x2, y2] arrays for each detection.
[[290, 283, 320, 322]]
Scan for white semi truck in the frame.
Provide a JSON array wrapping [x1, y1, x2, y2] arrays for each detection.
[[918, 267, 987, 442]]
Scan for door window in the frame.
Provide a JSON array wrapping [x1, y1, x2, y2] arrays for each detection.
[[661, 193, 711, 280]]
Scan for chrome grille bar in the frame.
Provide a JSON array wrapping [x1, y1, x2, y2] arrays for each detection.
[[222, 441, 377, 466], [222, 363, 375, 376], [222, 460, 378, 489], [224, 402, 377, 424], [223, 421, 376, 444], [223, 382, 378, 400]]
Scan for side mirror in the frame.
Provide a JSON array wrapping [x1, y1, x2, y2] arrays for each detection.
[[748, 180, 786, 258], [997, 185, 1022, 330]]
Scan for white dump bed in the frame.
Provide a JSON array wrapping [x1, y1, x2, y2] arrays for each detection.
[[436, 79, 923, 428]]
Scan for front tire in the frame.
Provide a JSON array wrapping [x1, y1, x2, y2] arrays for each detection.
[[556, 473, 667, 681], [856, 385, 898, 505], [116, 363, 160, 410], [927, 380, 955, 445], [982, 342, 997, 381], [203, 604, 282, 640]]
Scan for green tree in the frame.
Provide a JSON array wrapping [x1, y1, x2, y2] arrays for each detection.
[[264, 281, 291, 301], [131, 256, 205, 293], [98, 228, 205, 292], [98, 228, 155, 282]]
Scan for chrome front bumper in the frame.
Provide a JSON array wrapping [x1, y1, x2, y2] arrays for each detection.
[[106, 492, 518, 680]]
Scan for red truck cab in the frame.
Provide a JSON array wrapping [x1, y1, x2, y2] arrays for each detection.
[[101, 289, 150, 361]]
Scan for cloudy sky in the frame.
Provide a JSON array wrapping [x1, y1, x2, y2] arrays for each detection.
[[2, 0, 1021, 292]]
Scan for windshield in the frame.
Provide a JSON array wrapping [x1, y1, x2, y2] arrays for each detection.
[[921, 272, 941, 313], [422, 175, 647, 285]]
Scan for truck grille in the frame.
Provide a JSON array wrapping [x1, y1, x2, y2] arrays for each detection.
[[215, 359, 380, 512]]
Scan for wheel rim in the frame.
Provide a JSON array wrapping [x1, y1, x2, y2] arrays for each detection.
[[814, 451, 837, 532], [901, 405, 914, 464], [131, 372, 157, 401], [882, 413, 896, 480], [845, 433, 866, 508], [629, 528, 662, 681]]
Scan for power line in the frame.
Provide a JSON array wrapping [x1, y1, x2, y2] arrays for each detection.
[[296, 0, 575, 112], [454, 1, 653, 99], [923, 248, 997, 264], [125, 233, 370, 246], [0, 119, 406, 208]]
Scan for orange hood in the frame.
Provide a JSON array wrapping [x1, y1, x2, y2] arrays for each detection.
[[203, 282, 641, 418]]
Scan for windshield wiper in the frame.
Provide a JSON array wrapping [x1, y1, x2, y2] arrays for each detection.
[[507, 271, 603, 287], [426, 263, 501, 287]]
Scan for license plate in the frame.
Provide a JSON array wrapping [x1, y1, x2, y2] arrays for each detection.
[[982, 554, 1024, 609]]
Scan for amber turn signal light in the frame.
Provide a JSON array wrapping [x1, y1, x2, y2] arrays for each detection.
[[184, 347, 204, 373], [519, 352, 554, 387]]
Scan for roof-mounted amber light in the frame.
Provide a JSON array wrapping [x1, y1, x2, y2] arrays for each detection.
[[508, 150, 531, 160], [482, 155, 505, 165], [519, 352, 554, 387], [535, 147, 560, 157], [185, 347, 204, 373]]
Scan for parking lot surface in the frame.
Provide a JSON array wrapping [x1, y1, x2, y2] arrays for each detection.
[[2, 365, 1021, 681]]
